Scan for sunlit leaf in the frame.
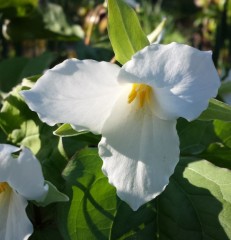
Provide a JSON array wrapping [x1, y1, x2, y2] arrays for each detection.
[[198, 98, 231, 121], [54, 124, 88, 137], [107, 0, 149, 64], [59, 148, 231, 239], [157, 157, 231, 240], [35, 181, 69, 207]]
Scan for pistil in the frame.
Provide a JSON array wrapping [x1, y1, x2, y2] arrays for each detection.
[[128, 83, 152, 108]]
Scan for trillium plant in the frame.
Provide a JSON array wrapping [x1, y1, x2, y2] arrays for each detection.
[[1, 0, 231, 239], [21, 42, 220, 210]]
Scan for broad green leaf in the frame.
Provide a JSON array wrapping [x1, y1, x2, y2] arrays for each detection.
[[177, 118, 218, 155], [111, 202, 157, 240], [157, 157, 231, 239], [54, 123, 100, 141], [61, 149, 157, 240], [59, 149, 231, 239], [198, 98, 231, 121], [54, 124, 100, 158], [214, 120, 231, 148], [36, 181, 69, 207], [107, 0, 149, 64], [63, 149, 118, 240]]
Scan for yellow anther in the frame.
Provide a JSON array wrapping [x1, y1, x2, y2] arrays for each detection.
[[128, 84, 138, 103], [128, 83, 152, 108], [0, 182, 9, 193]]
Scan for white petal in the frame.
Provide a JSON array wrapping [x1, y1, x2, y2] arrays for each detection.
[[99, 87, 179, 210], [7, 147, 48, 201], [21, 59, 124, 134], [0, 188, 33, 240], [118, 42, 220, 121], [0, 144, 20, 180]]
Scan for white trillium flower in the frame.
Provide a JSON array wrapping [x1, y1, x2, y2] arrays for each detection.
[[0, 144, 48, 240], [21, 43, 220, 210]]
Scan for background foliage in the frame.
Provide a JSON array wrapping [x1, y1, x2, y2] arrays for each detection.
[[0, 0, 231, 239]]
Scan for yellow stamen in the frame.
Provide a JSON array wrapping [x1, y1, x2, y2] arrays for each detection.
[[128, 83, 152, 108], [0, 182, 9, 193]]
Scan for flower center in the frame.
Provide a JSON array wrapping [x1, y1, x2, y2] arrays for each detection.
[[0, 182, 9, 193], [128, 83, 152, 108]]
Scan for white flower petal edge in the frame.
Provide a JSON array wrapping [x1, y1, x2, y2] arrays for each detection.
[[118, 42, 221, 121], [21, 59, 124, 134], [7, 147, 48, 201], [0, 144, 48, 240], [99, 88, 179, 210], [0, 187, 32, 240]]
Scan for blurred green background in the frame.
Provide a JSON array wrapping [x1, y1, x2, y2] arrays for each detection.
[[0, 0, 230, 93]]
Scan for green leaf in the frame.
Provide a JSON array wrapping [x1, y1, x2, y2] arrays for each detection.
[[61, 149, 157, 240], [0, 84, 68, 185], [54, 124, 100, 143], [200, 143, 231, 169], [157, 157, 231, 239], [59, 149, 231, 239], [42, 3, 84, 38], [36, 181, 69, 207], [214, 120, 231, 148], [21, 74, 41, 88], [147, 18, 166, 43], [107, 0, 149, 64], [219, 81, 231, 95], [29, 203, 65, 240], [54, 124, 88, 137], [0, 52, 56, 92], [54, 124, 100, 158], [0, 0, 38, 17], [6, 3, 84, 41], [63, 149, 118, 240], [177, 118, 218, 155], [0, 0, 37, 9], [198, 98, 231, 121]]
